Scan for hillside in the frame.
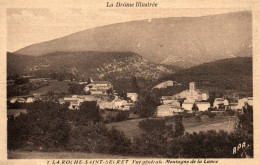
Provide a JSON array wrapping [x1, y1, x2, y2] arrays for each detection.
[[14, 11, 252, 68], [7, 51, 179, 92], [152, 57, 252, 95]]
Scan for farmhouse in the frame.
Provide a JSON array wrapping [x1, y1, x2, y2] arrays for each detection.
[[161, 96, 177, 105], [59, 95, 99, 110], [85, 81, 113, 95], [237, 97, 253, 109], [9, 95, 36, 104], [196, 102, 211, 111], [112, 98, 129, 110], [156, 104, 184, 117], [182, 100, 195, 112], [213, 98, 229, 109], [127, 93, 138, 102]]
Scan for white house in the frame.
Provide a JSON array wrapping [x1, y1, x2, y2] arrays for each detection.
[[17, 98, 26, 103], [60, 95, 99, 110], [182, 100, 195, 112], [237, 97, 253, 109], [26, 97, 35, 103], [127, 93, 138, 102], [196, 102, 211, 111], [86, 81, 113, 95], [156, 104, 184, 117], [113, 98, 128, 110], [9, 97, 17, 104], [213, 98, 229, 109]]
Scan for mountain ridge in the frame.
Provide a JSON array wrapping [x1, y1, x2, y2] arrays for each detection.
[[7, 51, 181, 92], [14, 11, 252, 68], [151, 57, 252, 96]]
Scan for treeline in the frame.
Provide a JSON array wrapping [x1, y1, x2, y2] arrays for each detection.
[[8, 81, 49, 97], [8, 100, 253, 158]]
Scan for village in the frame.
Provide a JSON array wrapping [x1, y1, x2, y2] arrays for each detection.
[[7, 76, 253, 120]]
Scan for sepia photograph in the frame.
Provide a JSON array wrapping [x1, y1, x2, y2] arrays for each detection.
[[4, 5, 255, 162]]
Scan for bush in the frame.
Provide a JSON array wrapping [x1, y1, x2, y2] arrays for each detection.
[[204, 111, 217, 118], [181, 112, 195, 118], [68, 124, 132, 155], [115, 112, 129, 122], [8, 101, 71, 151], [223, 109, 236, 116], [194, 115, 202, 122]]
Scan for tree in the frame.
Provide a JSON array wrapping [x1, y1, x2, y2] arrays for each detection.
[[174, 115, 185, 137], [133, 119, 174, 157], [192, 103, 199, 112], [106, 88, 113, 95], [131, 76, 140, 93], [79, 101, 100, 124], [131, 93, 161, 118], [8, 101, 71, 151], [237, 103, 253, 134]]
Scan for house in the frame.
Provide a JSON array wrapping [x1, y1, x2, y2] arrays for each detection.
[[237, 97, 253, 109], [229, 103, 238, 110], [26, 97, 35, 103], [97, 100, 114, 109], [29, 78, 51, 83], [85, 81, 113, 95], [59, 95, 99, 110], [9, 97, 17, 104], [173, 82, 209, 101], [7, 109, 27, 119], [9, 95, 36, 104], [182, 100, 195, 112], [113, 98, 128, 110], [213, 98, 229, 109], [160, 96, 180, 106], [156, 104, 184, 117], [17, 98, 26, 103], [127, 93, 138, 102], [196, 102, 210, 111]]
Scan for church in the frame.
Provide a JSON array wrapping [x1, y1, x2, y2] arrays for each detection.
[[174, 82, 209, 101], [174, 82, 210, 112]]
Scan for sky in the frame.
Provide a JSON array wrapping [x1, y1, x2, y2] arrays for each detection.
[[7, 8, 248, 52]]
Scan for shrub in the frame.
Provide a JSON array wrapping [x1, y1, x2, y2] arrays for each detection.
[[115, 111, 129, 122], [182, 112, 195, 118], [204, 111, 217, 118], [224, 109, 236, 116], [8, 101, 71, 151], [194, 115, 202, 122]]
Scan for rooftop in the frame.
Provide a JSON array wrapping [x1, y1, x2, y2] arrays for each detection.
[[91, 81, 112, 85]]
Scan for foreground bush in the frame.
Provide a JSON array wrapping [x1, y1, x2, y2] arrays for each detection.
[[8, 101, 71, 151], [68, 124, 132, 155]]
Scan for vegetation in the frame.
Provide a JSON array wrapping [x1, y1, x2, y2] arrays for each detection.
[[7, 75, 49, 97], [153, 57, 252, 97], [7, 52, 177, 93], [8, 100, 253, 158], [8, 101, 70, 151], [130, 93, 161, 118], [68, 83, 87, 95]]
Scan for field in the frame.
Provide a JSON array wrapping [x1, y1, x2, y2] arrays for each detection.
[[106, 116, 237, 139], [8, 151, 137, 159], [30, 81, 72, 95]]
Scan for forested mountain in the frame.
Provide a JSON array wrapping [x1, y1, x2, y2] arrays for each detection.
[[152, 57, 252, 96]]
